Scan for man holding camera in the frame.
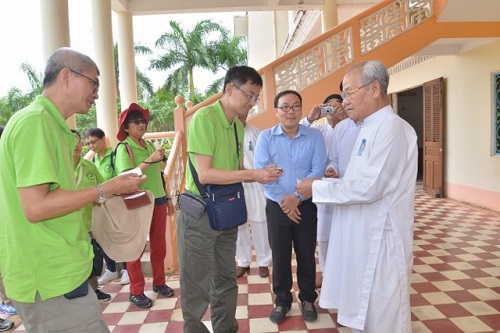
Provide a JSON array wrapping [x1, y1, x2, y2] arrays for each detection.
[[299, 94, 347, 287]]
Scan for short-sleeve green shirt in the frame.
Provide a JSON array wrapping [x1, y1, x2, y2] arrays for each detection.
[[75, 158, 104, 232], [0, 95, 93, 303], [114, 137, 166, 199], [185, 100, 244, 195], [93, 146, 115, 181]]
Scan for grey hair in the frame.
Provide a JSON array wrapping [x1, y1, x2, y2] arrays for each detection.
[[346, 60, 389, 97], [43, 47, 99, 88]]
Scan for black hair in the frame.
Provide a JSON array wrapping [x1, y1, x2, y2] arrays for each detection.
[[0, 125, 4, 139], [85, 127, 105, 139], [123, 111, 146, 130], [223, 66, 263, 93], [324, 94, 343, 104], [274, 90, 302, 108]]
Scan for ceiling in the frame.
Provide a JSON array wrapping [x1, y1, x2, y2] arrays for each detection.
[[111, 0, 500, 56], [418, 0, 500, 56], [111, 0, 325, 15]]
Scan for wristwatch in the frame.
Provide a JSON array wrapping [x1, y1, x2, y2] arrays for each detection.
[[96, 184, 106, 204]]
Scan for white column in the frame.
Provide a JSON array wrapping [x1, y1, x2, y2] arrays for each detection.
[[116, 11, 138, 109], [91, 0, 119, 147], [39, 0, 76, 128], [274, 11, 289, 57], [321, 0, 339, 33], [39, 0, 70, 64], [248, 12, 277, 70]]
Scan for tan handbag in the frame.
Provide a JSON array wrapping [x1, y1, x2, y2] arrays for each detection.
[[92, 190, 154, 262]]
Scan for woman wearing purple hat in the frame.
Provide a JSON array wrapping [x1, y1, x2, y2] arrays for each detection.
[[114, 103, 175, 309]]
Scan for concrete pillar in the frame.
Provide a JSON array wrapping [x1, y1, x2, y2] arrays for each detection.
[[321, 0, 339, 33], [91, 0, 119, 146], [116, 11, 138, 109], [39, 0, 70, 64], [39, 0, 76, 128], [248, 12, 277, 70], [274, 11, 289, 57]]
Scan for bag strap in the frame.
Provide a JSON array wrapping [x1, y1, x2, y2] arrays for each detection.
[[188, 123, 241, 197], [188, 157, 206, 198], [111, 142, 134, 171]]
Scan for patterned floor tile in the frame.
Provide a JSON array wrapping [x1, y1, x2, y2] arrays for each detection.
[[9, 189, 500, 332]]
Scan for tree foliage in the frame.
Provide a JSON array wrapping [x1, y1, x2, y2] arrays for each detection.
[[0, 19, 248, 132], [0, 63, 42, 125], [150, 19, 247, 97]]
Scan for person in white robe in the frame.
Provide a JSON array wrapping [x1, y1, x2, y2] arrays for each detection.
[[296, 60, 417, 333], [236, 117, 272, 278], [299, 94, 347, 277]]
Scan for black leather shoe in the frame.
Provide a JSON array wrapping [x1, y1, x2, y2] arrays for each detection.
[[258, 266, 269, 278], [301, 301, 318, 322], [269, 305, 290, 324], [236, 266, 250, 278]]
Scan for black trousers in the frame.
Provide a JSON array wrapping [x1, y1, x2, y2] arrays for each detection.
[[266, 199, 318, 307]]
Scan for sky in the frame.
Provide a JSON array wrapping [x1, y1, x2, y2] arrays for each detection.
[[0, 1, 244, 96]]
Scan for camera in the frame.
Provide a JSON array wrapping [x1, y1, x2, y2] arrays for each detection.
[[321, 106, 334, 114]]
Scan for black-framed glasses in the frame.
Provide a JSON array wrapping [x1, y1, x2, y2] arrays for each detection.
[[85, 138, 102, 146], [70, 69, 100, 93], [341, 81, 374, 101], [130, 119, 147, 125], [231, 84, 260, 103], [277, 104, 302, 112]]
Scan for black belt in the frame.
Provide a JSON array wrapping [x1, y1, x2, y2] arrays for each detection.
[[155, 196, 167, 206]]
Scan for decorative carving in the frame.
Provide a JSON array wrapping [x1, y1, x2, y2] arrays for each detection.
[[360, 0, 432, 54], [274, 27, 352, 93]]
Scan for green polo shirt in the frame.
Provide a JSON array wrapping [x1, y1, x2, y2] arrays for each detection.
[[0, 95, 93, 303], [75, 158, 104, 232], [114, 137, 166, 199], [93, 146, 115, 181], [185, 100, 244, 195]]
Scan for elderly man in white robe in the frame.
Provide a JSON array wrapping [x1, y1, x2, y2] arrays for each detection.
[[296, 60, 417, 333]]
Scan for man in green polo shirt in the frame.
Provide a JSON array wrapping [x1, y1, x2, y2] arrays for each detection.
[[176, 66, 283, 333], [0, 48, 145, 332]]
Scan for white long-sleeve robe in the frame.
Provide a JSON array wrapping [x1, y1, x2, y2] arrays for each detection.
[[312, 106, 417, 332]]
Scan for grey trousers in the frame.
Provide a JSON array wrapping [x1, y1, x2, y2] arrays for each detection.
[[13, 287, 109, 333], [177, 209, 239, 333]]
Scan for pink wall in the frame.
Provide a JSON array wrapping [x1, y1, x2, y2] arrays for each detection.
[[445, 183, 500, 213]]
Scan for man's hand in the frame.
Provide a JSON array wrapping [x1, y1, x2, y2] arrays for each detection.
[[307, 104, 323, 123], [280, 194, 301, 224], [255, 164, 283, 184], [324, 167, 338, 178], [296, 178, 319, 198], [104, 174, 147, 196]]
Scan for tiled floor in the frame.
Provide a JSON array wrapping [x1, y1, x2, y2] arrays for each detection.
[[7, 188, 500, 332]]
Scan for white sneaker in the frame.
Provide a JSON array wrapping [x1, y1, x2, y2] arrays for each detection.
[[98, 269, 118, 285], [120, 269, 130, 285]]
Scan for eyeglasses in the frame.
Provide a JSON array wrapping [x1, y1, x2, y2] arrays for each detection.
[[70, 69, 100, 93], [232, 84, 260, 103], [341, 81, 374, 101], [85, 138, 102, 146], [277, 104, 302, 112], [130, 119, 147, 125]]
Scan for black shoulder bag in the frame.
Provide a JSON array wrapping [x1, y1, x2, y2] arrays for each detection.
[[178, 125, 247, 230]]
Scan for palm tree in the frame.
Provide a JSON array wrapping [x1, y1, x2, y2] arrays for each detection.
[[0, 63, 42, 124], [150, 19, 247, 97], [113, 43, 155, 100]]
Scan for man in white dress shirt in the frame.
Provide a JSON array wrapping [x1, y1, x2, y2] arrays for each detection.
[[296, 60, 417, 333], [299, 94, 348, 286]]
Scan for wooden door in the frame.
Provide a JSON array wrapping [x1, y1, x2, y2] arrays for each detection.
[[423, 78, 444, 197]]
